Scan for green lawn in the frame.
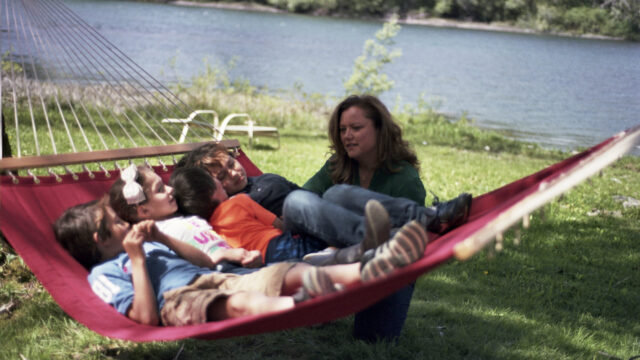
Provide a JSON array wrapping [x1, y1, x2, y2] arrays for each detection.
[[1, 127, 639, 359]]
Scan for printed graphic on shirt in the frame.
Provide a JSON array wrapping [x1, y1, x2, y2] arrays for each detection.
[[91, 274, 121, 303], [157, 216, 230, 256]]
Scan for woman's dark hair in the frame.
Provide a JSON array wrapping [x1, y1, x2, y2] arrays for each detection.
[[327, 94, 419, 184], [169, 167, 221, 220]]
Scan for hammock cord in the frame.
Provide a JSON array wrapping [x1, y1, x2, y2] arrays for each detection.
[[40, 0, 213, 142], [6, 0, 40, 157], [2, 0, 221, 169], [23, 0, 116, 151], [21, 0, 82, 154], [34, 0, 157, 148]]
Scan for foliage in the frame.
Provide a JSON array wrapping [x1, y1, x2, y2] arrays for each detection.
[[223, 0, 640, 40], [343, 15, 402, 97]]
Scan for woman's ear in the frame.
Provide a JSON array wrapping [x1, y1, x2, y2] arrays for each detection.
[[92, 231, 101, 244]]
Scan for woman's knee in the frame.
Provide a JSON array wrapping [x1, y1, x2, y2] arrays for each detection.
[[283, 190, 320, 219], [323, 184, 351, 202]]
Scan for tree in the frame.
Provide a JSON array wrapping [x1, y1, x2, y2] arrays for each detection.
[[343, 15, 402, 96]]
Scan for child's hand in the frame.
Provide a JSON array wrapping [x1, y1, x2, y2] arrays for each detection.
[[122, 225, 147, 260], [240, 250, 263, 268], [219, 248, 262, 268], [135, 220, 160, 242]]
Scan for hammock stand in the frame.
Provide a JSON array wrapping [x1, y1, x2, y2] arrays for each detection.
[[1, 0, 639, 342]]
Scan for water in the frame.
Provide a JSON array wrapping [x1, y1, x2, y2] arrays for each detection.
[[63, 0, 640, 154]]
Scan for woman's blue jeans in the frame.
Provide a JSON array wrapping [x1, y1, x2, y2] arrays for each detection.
[[282, 184, 435, 247], [282, 184, 435, 341]]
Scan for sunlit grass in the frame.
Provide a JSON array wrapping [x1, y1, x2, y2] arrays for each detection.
[[1, 71, 639, 358]]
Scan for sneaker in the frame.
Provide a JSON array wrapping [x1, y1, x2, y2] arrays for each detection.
[[302, 267, 341, 298], [302, 248, 337, 266], [362, 199, 391, 253], [361, 220, 429, 282], [303, 200, 391, 266]]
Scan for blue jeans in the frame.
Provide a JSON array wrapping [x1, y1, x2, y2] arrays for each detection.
[[282, 184, 435, 341], [282, 184, 436, 248], [264, 231, 327, 265]]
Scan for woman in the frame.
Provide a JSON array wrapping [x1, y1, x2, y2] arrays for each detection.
[[303, 95, 428, 342], [304, 94, 425, 205]]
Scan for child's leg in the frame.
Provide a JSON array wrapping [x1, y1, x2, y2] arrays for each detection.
[[207, 292, 294, 321], [281, 262, 360, 295]]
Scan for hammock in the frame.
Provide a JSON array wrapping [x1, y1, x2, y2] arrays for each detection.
[[1, 125, 638, 341], [1, 0, 639, 342]]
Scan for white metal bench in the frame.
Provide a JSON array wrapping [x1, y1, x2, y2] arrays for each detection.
[[162, 110, 279, 148]]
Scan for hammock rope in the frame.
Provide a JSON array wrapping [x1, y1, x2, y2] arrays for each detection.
[[1, 0, 223, 175], [26, 0, 170, 148], [1, 0, 639, 343]]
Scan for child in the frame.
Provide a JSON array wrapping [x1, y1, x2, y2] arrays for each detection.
[[177, 143, 472, 257], [169, 167, 391, 265], [54, 196, 430, 326], [176, 142, 299, 217], [109, 164, 263, 272]]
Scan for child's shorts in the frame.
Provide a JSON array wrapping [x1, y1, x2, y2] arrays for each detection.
[[160, 262, 296, 326]]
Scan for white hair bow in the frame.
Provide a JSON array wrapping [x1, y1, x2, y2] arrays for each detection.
[[121, 164, 146, 205]]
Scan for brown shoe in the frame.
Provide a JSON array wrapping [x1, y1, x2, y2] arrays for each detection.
[[428, 193, 472, 234]]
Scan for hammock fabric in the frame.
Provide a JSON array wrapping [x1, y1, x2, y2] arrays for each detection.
[[0, 132, 634, 342]]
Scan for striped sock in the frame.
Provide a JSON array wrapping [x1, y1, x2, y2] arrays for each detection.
[[361, 220, 429, 282]]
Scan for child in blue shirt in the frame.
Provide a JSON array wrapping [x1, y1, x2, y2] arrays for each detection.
[[54, 180, 430, 326]]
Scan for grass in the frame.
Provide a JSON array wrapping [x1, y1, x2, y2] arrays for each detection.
[[1, 79, 639, 358], [2, 131, 639, 359]]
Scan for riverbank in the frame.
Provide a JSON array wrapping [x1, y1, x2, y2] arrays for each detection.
[[168, 0, 623, 41]]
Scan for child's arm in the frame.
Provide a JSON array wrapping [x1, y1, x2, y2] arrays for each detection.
[[122, 223, 160, 326], [210, 248, 263, 268], [138, 220, 215, 269]]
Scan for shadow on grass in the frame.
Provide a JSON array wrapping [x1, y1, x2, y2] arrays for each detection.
[[409, 215, 639, 358]]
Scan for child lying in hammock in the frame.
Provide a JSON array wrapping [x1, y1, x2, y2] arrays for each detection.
[[177, 143, 472, 265], [54, 175, 430, 326], [109, 164, 262, 274], [169, 166, 396, 265]]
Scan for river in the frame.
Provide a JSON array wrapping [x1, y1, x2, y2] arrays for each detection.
[[65, 0, 640, 154]]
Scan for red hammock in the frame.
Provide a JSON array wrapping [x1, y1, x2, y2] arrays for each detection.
[[0, 127, 637, 342]]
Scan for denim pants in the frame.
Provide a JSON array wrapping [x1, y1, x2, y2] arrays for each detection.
[[282, 184, 435, 341], [282, 184, 436, 248], [264, 231, 327, 265]]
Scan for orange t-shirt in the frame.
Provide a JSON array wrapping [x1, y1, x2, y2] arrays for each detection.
[[209, 194, 282, 259]]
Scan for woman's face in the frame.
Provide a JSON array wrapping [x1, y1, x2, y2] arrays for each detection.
[[339, 106, 378, 164]]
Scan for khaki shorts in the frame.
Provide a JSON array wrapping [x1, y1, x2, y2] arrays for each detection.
[[160, 262, 296, 326]]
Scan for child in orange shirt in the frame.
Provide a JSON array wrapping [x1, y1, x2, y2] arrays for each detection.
[[170, 167, 390, 265]]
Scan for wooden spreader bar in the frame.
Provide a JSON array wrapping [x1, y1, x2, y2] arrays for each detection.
[[0, 140, 240, 171]]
